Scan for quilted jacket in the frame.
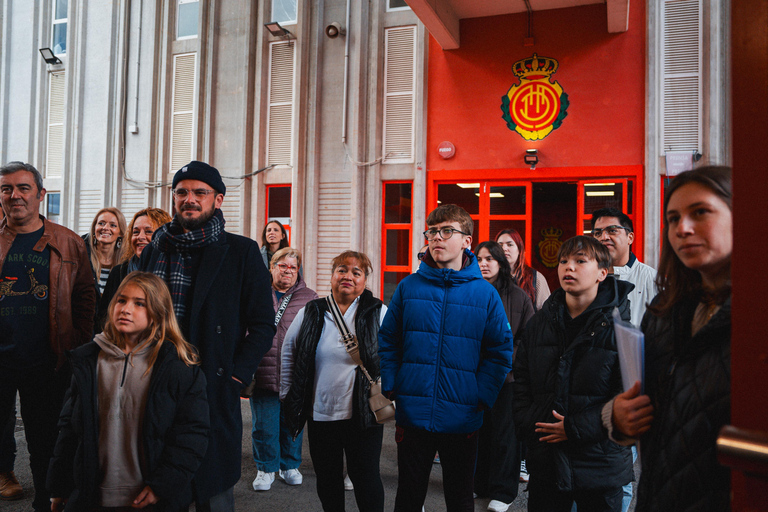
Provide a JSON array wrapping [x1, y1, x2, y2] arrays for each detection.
[[253, 276, 318, 393], [635, 296, 731, 512], [378, 249, 513, 434], [513, 276, 634, 491]]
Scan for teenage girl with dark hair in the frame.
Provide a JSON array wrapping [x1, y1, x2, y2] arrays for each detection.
[[495, 228, 550, 310]]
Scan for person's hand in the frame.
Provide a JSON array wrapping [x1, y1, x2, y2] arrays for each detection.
[[535, 410, 567, 443], [51, 497, 66, 512], [132, 486, 159, 508], [613, 380, 654, 437]]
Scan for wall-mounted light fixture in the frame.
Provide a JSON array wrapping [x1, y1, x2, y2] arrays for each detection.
[[524, 148, 539, 169], [39, 48, 62, 65], [325, 22, 346, 38], [264, 22, 292, 37]]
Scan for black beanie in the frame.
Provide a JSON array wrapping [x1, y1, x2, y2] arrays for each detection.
[[172, 161, 227, 196]]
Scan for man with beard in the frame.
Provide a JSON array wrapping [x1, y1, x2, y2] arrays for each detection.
[[140, 161, 275, 512], [0, 161, 95, 512]]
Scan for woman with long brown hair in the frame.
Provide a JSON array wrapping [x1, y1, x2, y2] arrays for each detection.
[[607, 166, 732, 511], [495, 228, 550, 310], [49, 272, 210, 512]]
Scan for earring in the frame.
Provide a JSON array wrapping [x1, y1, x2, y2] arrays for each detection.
[[116, 237, 122, 249]]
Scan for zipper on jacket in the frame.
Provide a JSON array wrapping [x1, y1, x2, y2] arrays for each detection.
[[120, 354, 130, 387], [430, 272, 450, 430]]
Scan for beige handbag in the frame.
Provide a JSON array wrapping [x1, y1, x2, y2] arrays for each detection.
[[326, 296, 396, 424]]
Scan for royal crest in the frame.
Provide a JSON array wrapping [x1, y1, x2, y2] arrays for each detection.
[[501, 54, 569, 141], [537, 227, 564, 268]]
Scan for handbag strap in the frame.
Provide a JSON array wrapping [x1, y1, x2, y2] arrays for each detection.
[[325, 295, 375, 386], [274, 292, 293, 327]]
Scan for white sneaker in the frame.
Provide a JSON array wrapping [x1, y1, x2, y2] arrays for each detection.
[[519, 459, 529, 483], [344, 474, 354, 491], [252, 471, 275, 491], [279, 468, 303, 486], [487, 499, 511, 512]]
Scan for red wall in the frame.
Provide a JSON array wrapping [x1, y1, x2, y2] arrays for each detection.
[[426, 3, 646, 171]]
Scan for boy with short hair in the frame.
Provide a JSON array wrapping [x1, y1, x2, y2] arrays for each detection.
[[378, 204, 513, 512], [512, 235, 633, 512]]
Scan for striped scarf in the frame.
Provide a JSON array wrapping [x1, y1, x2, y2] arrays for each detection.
[[150, 209, 225, 320]]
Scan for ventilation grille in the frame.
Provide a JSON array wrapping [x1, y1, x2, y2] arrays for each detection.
[[662, 0, 701, 151], [315, 182, 352, 297], [120, 186, 148, 222], [47, 71, 66, 178], [77, 190, 102, 235], [170, 53, 197, 172], [220, 184, 243, 235], [267, 41, 295, 168], [383, 26, 416, 164]]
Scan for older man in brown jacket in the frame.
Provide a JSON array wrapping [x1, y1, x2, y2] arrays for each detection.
[[0, 162, 96, 512]]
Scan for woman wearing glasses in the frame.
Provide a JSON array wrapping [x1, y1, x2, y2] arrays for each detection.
[[281, 251, 386, 512], [495, 229, 550, 311], [249, 248, 318, 492]]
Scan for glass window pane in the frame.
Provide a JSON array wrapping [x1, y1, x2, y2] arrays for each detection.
[[389, 0, 409, 9], [382, 271, 410, 305], [437, 183, 479, 215], [55, 0, 68, 21], [385, 183, 412, 224], [490, 185, 526, 216], [272, 0, 297, 24], [267, 186, 291, 218], [583, 182, 623, 216], [178, 0, 199, 38], [47, 193, 61, 224], [52, 24, 67, 55], [386, 229, 410, 266]]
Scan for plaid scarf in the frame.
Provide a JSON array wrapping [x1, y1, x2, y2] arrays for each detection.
[[150, 209, 225, 320]]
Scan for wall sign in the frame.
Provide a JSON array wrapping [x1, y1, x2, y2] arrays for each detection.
[[501, 54, 569, 141], [437, 141, 456, 159]]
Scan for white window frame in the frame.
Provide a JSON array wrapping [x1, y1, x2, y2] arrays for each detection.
[[386, 0, 411, 13], [382, 26, 417, 164], [265, 40, 297, 169], [51, 0, 67, 56], [271, 0, 298, 26], [177, 0, 200, 40], [169, 52, 198, 172]]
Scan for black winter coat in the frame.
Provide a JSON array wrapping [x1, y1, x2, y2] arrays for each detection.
[[139, 230, 276, 500], [47, 342, 210, 512], [284, 289, 383, 437], [635, 296, 731, 512], [513, 276, 634, 491]]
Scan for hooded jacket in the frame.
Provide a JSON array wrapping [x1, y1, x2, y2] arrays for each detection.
[[47, 340, 209, 512], [512, 276, 634, 491], [378, 249, 513, 434], [253, 275, 318, 393]]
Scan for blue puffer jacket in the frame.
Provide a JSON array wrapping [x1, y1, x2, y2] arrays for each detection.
[[378, 249, 513, 434]]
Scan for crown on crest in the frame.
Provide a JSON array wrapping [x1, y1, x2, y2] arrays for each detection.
[[512, 54, 559, 80], [540, 227, 563, 238]]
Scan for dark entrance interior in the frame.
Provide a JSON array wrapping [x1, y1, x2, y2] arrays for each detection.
[[531, 182, 577, 292]]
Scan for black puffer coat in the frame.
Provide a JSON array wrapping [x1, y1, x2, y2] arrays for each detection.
[[47, 342, 210, 512], [513, 276, 634, 491], [283, 289, 383, 437], [635, 296, 731, 512]]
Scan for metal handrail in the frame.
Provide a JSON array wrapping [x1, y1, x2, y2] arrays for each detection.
[[717, 425, 768, 478]]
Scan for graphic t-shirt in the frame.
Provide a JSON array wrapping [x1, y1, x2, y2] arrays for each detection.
[[0, 227, 52, 368]]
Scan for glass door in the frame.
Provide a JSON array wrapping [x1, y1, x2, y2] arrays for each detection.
[[577, 179, 629, 236]]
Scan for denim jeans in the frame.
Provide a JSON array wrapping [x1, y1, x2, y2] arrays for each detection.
[[0, 406, 17, 472], [249, 389, 302, 473]]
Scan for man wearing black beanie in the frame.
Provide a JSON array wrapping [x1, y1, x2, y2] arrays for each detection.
[[140, 160, 276, 512]]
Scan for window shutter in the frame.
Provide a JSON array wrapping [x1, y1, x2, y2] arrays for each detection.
[[316, 182, 351, 297], [78, 190, 102, 235], [120, 187, 148, 222], [267, 41, 295, 168], [170, 52, 197, 171], [383, 26, 416, 164], [662, 0, 701, 151], [220, 185, 243, 235], [47, 71, 66, 178]]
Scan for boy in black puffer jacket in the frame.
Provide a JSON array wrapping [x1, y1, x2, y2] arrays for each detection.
[[512, 236, 633, 512]]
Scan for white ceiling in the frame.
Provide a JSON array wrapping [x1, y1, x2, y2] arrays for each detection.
[[405, 0, 629, 49]]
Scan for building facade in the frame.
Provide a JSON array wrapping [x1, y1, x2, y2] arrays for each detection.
[[0, 0, 728, 301]]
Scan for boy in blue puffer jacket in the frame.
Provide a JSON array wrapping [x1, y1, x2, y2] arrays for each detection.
[[379, 204, 514, 512]]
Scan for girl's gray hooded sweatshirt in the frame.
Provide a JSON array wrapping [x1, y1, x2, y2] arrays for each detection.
[[94, 333, 153, 507]]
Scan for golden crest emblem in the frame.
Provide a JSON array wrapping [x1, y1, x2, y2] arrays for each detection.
[[501, 54, 569, 141], [537, 227, 564, 268]]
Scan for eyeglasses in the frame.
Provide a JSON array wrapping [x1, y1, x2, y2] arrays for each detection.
[[276, 263, 298, 273], [592, 225, 631, 238], [423, 227, 470, 241], [173, 188, 216, 200]]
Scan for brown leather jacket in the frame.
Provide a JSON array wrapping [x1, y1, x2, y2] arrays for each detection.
[[0, 216, 96, 368]]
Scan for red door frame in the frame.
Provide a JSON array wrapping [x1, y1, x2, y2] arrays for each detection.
[[381, 181, 414, 296], [426, 165, 644, 260], [265, 184, 292, 244]]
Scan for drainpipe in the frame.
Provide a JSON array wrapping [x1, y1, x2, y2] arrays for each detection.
[[341, 0, 350, 143]]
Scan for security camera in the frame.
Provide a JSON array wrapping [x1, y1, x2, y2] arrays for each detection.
[[325, 22, 345, 38]]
